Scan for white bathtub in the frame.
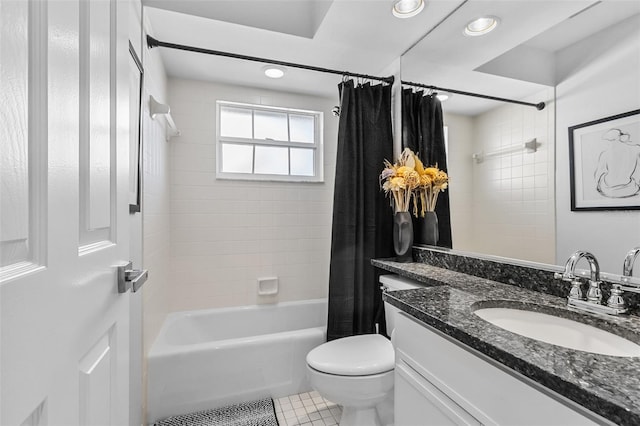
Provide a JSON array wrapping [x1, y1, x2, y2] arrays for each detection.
[[147, 299, 327, 423]]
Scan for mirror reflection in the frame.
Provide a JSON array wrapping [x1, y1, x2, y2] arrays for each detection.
[[401, 0, 640, 271]]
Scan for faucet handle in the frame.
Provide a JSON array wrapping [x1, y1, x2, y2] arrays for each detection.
[[606, 284, 627, 313], [586, 280, 603, 304], [554, 271, 573, 282], [568, 278, 584, 300], [569, 278, 584, 300]]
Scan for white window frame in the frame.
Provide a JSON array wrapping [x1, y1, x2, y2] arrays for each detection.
[[216, 100, 324, 182]]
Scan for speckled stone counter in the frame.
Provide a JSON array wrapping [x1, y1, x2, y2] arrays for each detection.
[[373, 258, 640, 425]]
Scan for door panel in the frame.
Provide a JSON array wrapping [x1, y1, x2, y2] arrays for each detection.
[[1, 0, 132, 424], [0, 0, 46, 272], [79, 0, 114, 246], [79, 327, 115, 425]]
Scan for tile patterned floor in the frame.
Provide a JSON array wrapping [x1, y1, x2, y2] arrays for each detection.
[[273, 391, 343, 426]]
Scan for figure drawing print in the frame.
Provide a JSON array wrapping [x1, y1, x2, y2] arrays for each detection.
[[594, 127, 640, 199], [569, 110, 640, 210]]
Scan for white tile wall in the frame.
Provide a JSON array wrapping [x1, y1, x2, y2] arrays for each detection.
[[167, 78, 338, 311], [471, 90, 555, 264], [446, 88, 556, 264]]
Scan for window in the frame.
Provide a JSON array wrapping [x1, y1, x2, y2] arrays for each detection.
[[216, 101, 323, 182]]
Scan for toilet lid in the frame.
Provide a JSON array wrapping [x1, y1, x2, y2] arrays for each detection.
[[306, 334, 394, 376]]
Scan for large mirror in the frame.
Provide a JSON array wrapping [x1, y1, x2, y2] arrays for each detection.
[[401, 0, 640, 273]]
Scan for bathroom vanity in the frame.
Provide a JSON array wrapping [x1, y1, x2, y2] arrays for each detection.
[[394, 313, 606, 425], [374, 249, 640, 426]]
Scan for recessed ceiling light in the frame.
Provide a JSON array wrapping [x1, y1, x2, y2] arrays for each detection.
[[464, 16, 500, 36], [263, 66, 285, 79], [392, 0, 424, 19]]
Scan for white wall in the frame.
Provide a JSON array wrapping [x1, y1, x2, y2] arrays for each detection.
[[444, 113, 474, 251], [555, 14, 640, 272], [445, 88, 556, 264], [167, 79, 338, 312], [140, 14, 172, 425]]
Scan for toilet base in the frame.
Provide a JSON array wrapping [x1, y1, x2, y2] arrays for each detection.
[[340, 406, 381, 426]]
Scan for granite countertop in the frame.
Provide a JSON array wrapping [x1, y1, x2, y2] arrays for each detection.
[[373, 259, 640, 426]]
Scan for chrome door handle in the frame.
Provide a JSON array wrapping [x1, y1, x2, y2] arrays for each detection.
[[118, 262, 149, 293]]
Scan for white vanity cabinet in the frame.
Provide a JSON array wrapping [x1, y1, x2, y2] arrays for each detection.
[[393, 312, 612, 426]]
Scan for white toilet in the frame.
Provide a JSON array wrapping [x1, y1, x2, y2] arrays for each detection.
[[306, 275, 425, 426]]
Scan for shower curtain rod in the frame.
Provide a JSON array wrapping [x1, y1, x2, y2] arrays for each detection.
[[401, 80, 546, 111], [147, 36, 395, 85]]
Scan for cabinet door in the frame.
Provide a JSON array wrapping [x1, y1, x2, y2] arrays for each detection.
[[394, 313, 609, 426], [396, 360, 482, 426]]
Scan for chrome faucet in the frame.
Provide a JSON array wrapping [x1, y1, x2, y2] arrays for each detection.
[[555, 250, 601, 302], [557, 250, 600, 280], [622, 247, 640, 283], [603, 247, 640, 313], [615, 247, 640, 304], [555, 251, 627, 315]]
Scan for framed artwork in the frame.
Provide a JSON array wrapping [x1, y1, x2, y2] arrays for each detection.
[[129, 42, 144, 213], [569, 109, 640, 211]]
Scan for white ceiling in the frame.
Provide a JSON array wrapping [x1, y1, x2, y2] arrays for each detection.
[[144, 0, 467, 98], [144, 0, 335, 38], [401, 0, 640, 115], [144, 0, 640, 115]]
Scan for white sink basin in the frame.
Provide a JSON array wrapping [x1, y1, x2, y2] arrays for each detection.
[[474, 307, 640, 357]]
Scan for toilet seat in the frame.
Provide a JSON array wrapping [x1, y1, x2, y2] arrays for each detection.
[[306, 334, 394, 376]]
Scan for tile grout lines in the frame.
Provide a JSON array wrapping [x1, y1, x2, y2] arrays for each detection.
[[273, 391, 343, 426]]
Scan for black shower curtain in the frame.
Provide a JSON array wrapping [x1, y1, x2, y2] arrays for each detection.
[[326, 80, 394, 341], [402, 88, 452, 248]]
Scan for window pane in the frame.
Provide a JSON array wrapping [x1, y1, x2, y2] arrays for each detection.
[[290, 148, 314, 176], [220, 106, 252, 138], [289, 114, 315, 143], [221, 143, 253, 173], [254, 110, 288, 141], [254, 146, 288, 175]]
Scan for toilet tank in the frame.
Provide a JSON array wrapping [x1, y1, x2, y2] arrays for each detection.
[[380, 274, 427, 336]]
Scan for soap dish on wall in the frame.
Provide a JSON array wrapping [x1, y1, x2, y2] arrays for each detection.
[[257, 277, 279, 296]]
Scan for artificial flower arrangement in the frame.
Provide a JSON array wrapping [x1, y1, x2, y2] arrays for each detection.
[[380, 148, 449, 216]]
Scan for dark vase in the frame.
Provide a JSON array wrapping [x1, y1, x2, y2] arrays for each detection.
[[393, 211, 413, 262], [415, 211, 439, 246]]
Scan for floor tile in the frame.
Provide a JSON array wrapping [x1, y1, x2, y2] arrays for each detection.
[[273, 392, 343, 426]]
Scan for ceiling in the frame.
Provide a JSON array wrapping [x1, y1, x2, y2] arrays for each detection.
[[144, 0, 335, 38], [144, 0, 640, 115]]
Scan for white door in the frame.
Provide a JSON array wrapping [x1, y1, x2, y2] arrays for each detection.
[[1, 0, 133, 424]]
